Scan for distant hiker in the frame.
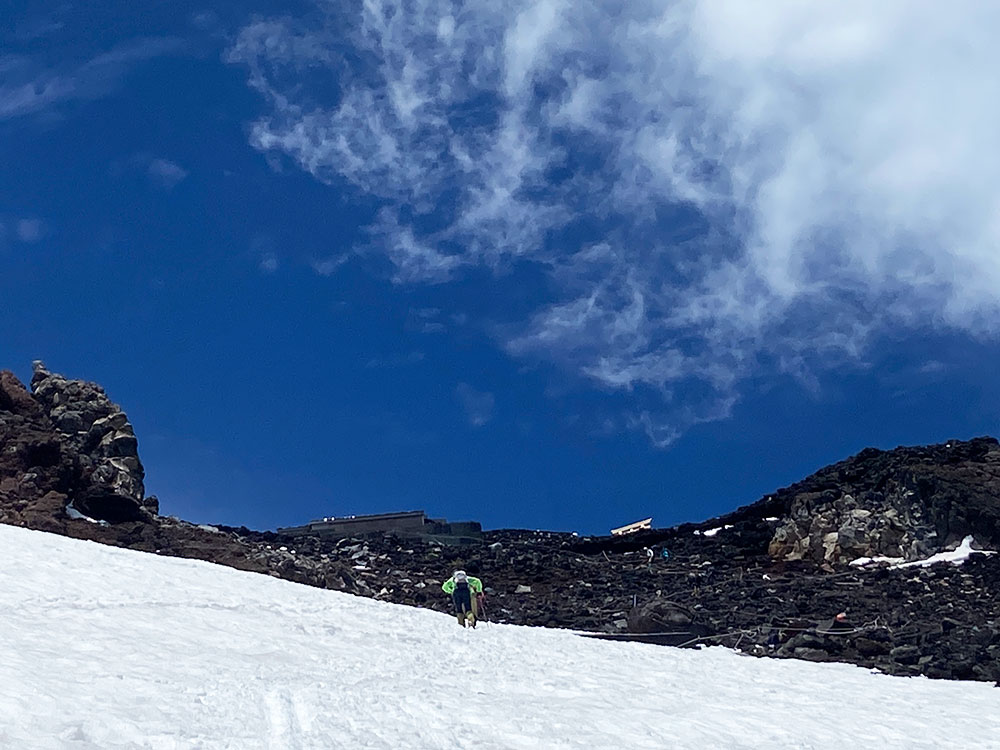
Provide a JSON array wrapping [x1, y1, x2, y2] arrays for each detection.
[[442, 570, 483, 628], [765, 629, 780, 651]]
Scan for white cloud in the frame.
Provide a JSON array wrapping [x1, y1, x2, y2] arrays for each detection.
[[310, 255, 349, 276], [147, 158, 188, 189], [0, 216, 48, 246], [229, 0, 1000, 445], [190, 11, 220, 31], [259, 253, 278, 273], [455, 383, 496, 427], [369, 209, 463, 284], [15, 218, 44, 243], [250, 235, 278, 273]]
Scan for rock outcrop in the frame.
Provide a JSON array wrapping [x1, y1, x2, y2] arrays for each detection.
[[30, 361, 147, 514], [0, 363, 149, 528], [761, 438, 1000, 565]]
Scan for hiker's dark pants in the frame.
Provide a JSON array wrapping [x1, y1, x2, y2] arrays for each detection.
[[453, 589, 475, 625]]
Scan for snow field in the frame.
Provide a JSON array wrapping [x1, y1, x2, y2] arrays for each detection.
[[0, 525, 998, 749]]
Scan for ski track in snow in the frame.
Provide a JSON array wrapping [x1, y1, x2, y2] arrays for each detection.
[[0, 525, 998, 749]]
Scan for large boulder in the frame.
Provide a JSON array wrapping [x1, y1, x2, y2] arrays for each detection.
[[31, 361, 146, 504], [627, 599, 713, 639], [0, 363, 151, 526]]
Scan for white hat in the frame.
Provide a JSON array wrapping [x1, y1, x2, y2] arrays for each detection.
[[454, 570, 468, 581]]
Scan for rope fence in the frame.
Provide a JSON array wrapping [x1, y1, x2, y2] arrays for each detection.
[[580, 616, 907, 650]]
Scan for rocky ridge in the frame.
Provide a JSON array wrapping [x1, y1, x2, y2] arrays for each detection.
[[1, 365, 998, 683], [760, 438, 1000, 565]]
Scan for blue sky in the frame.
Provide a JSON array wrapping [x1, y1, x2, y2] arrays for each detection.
[[3, 1, 1000, 534]]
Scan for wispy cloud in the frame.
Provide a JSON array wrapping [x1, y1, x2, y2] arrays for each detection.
[[146, 158, 188, 190], [259, 253, 278, 273], [365, 351, 426, 369], [367, 209, 463, 284], [15, 218, 44, 243], [229, 1, 1000, 446], [406, 308, 448, 335], [0, 216, 46, 244], [919, 361, 948, 376], [190, 11, 220, 32], [250, 235, 279, 273], [0, 37, 183, 122], [310, 254, 349, 276], [456, 383, 496, 428], [13, 17, 65, 42]]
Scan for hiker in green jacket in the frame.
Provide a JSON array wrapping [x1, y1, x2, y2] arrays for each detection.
[[442, 570, 483, 628]]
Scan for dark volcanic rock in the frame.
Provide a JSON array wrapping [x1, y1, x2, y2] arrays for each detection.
[[2, 365, 151, 528], [0, 371, 43, 416], [31, 361, 146, 506], [627, 599, 712, 640]]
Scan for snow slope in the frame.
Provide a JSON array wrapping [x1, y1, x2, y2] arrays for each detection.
[[1, 525, 997, 749]]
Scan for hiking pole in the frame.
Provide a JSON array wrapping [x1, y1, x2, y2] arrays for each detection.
[[479, 594, 491, 628]]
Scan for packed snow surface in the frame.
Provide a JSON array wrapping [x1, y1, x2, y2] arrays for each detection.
[[898, 535, 996, 568], [851, 535, 996, 569], [695, 524, 733, 537], [1, 526, 999, 749]]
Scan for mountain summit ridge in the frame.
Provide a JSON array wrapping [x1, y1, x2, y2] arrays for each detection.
[[1, 364, 998, 682]]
